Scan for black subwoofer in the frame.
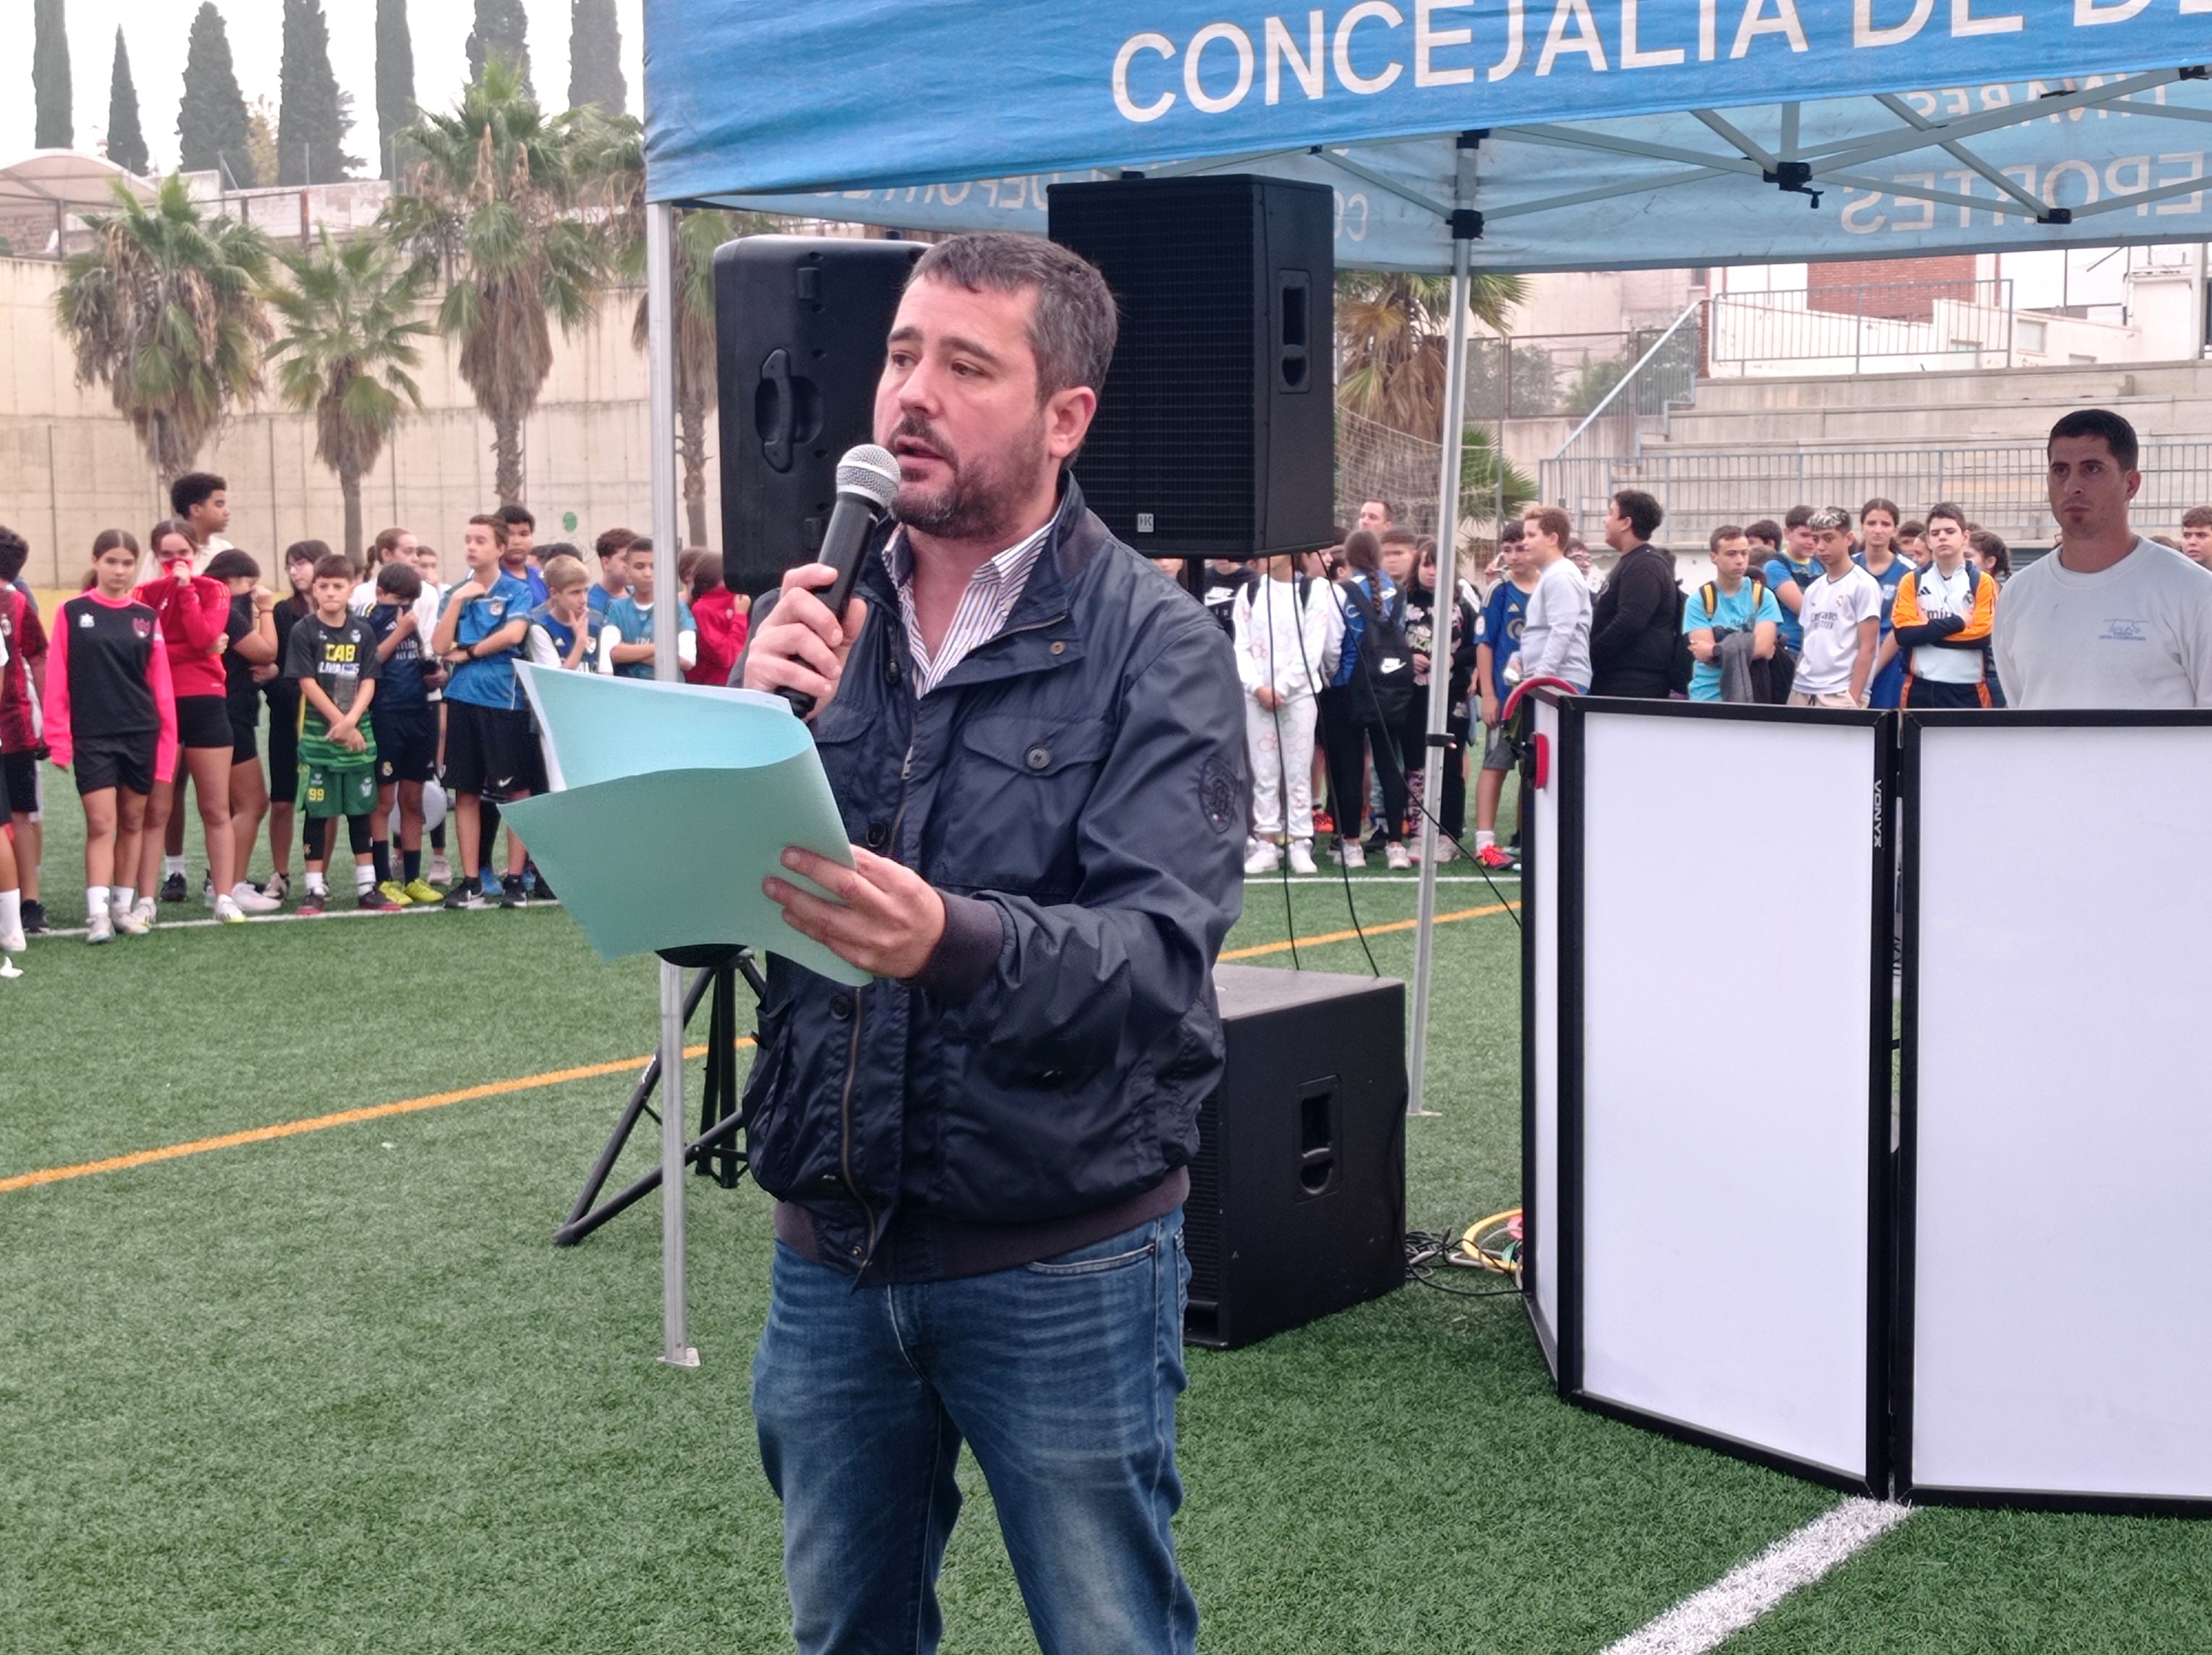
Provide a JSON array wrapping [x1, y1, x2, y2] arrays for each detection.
[[1048, 175, 1335, 559], [1183, 965, 1406, 1350]]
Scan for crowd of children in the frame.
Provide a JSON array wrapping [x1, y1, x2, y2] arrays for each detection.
[[0, 474, 750, 962]]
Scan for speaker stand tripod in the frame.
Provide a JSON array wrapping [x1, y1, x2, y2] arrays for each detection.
[[553, 945, 767, 1247]]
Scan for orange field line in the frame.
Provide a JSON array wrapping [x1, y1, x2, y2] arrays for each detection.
[[1219, 901, 1516, 961], [0, 1041, 732, 1194]]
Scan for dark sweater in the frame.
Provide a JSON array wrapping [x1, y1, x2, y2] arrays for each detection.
[[1589, 543, 1681, 698]]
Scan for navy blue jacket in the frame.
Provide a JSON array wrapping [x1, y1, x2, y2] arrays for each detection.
[[742, 480, 1250, 1272]]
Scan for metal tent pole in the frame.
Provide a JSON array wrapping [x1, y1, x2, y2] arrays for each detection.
[[646, 198, 698, 1370], [1407, 138, 1479, 1121]]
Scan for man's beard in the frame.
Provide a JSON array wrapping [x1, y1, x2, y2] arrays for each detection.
[[889, 410, 1047, 546]]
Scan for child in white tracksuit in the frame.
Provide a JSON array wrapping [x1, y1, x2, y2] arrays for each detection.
[[1234, 555, 1342, 876]]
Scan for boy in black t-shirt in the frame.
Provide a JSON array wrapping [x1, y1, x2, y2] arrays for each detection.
[[283, 554, 398, 915]]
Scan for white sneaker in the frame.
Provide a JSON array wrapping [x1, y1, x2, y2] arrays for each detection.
[[1243, 841, 1281, 876], [1288, 840, 1318, 875], [1332, 841, 1366, 869], [1385, 842, 1412, 871], [0, 956, 19, 978], [112, 904, 152, 938], [429, 853, 452, 885], [1430, 840, 1460, 864], [262, 870, 291, 902], [0, 925, 24, 954], [85, 910, 114, 945], [214, 894, 247, 924], [229, 881, 281, 914]]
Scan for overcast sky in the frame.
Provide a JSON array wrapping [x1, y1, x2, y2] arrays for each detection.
[[0, 0, 647, 174]]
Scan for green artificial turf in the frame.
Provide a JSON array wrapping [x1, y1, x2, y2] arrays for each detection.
[[3, 775, 2205, 1654]]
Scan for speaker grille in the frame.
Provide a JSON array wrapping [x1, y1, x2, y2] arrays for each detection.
[[1056, 185, 1258, 548], [1184, 1089, 1223, 1303]]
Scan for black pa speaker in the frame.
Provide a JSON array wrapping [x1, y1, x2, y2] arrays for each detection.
[[714, 235, 925, 597], [1048, 175, 1334, 559], [1184, 965, 1406, 1350]]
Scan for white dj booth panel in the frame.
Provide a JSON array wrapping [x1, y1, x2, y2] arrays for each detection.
[[1523, 695, 1563, 1374], [1901, 718, 2212, 1513]]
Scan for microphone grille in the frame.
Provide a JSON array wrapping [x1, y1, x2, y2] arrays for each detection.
[[837, 444, 902, 509]]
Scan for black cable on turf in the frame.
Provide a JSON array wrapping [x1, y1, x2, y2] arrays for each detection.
[[1408, 792, 1522, 931], [1295, 570, 1379, 977]]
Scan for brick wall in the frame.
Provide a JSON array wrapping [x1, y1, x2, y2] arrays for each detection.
[[1807, 255, 1977, 321]]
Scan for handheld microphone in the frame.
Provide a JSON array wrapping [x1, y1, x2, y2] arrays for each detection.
[[780, 443, 901, 719]]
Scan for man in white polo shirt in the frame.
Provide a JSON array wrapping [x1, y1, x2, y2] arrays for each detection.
[[1995, 410, 2212, 710]]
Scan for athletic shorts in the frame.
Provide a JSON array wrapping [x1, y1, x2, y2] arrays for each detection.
[[1, 749, 38, 819], [72, 730, 159, 797], [301, 758, 378, 819], [1901, 677, 1991, 710], [266, 710, 298, 806], [1480, 724, 1517, 772], [229, 715, 259, 765], [375, 706, 437, 787], [175, 693, 233, 750], [444, 700, 535, 799]]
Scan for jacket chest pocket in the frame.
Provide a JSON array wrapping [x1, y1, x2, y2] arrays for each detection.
[[931, 714, 1114, 894]]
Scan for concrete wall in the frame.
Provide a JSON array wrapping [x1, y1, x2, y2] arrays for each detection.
[[0, 254, 697, 587]]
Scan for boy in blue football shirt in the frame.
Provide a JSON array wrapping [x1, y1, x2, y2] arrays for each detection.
[[430, 513, 535, 909], [1472, 527, 1537, 871], [597, 535, 696, 680], [588, 528, 634, 623], [526, 554, 598, 672]]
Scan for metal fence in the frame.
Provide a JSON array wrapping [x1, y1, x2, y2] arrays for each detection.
[[1547, 441, 2212, 551], [1707, 280, 2015, 376]]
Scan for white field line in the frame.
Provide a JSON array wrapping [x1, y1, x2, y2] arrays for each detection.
[[1599, 1500, 1913, 1655], [29, 899, 559, 941]]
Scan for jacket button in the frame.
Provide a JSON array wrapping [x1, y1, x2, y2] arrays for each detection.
[[1025, 745, 1051, 771], [1050, 640, 1066, 655], [865, 820, 890, 850], [1040, 1068, 1067, 1087], [829, 993, 854, 1021], [885, 657, 901, 683]]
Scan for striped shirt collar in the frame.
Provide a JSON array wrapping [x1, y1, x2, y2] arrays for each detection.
[[882, 518, 1055, 698]]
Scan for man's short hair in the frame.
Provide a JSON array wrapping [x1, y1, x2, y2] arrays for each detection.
[[0, 525, 28, 583], [1898, 519, 1926, 540], [171, 472, 226, 518], [540, 553, 588, 592], [1746, 518, 1781, 545], [1379, 527, 1417, 548], [1611, 490, 1664, 541], [2182, 505, 2212, 530], [372, 526, 411, 562], [628, 535, 653, 555], [467, 512, 509, 545], [1860, 497, 1900, 524], [908, 232, 1118, 401], [1924, 502, 1969, 532], [1783, 504, 1815, 531], [2049, 407, 2139, 471], [594, 527, 637, 561], [1806, 506, 1853, 533], [495, 502, 536, 532], [204, 548, 259, 582], [1531, 506, 1573, 547], [311, 553, 355, 584], [1363, 498, 1396, 522], [1498, 519, 1526, 544], [1708, 524, 1747, 554], [375, 560, 424, 602]]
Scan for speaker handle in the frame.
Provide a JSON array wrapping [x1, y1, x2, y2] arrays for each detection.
[[1278, 270, 1311, 393], [759, 347, 795, 472]]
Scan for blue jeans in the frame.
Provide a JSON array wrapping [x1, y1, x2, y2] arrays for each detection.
[[752, 1211, 1197, 1655]]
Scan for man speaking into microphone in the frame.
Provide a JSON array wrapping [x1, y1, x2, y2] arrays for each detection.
[[741, 232, 1246, 1654]]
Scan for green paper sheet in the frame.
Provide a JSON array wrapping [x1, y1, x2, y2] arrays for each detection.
[[500, 666, 869, 986]]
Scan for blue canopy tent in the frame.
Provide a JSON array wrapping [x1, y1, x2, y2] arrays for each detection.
[[634, 0, 2212, 1359]]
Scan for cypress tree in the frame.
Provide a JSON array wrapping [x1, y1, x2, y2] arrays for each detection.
[[567, 0, 625, 115], [179, 3, 255, 187], [33, 0, 72, 150], [374, 0, 415, 180], [106, 29, 149, 175], [276, 0, 361, 186], [466, 0, 533, 93]]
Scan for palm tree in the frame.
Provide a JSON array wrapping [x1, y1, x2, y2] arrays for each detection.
[[380, 58, 606, 505], [1336, 269, 1527, 440], [54, 173, 273, 488], [266, 228, 434, 558]]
